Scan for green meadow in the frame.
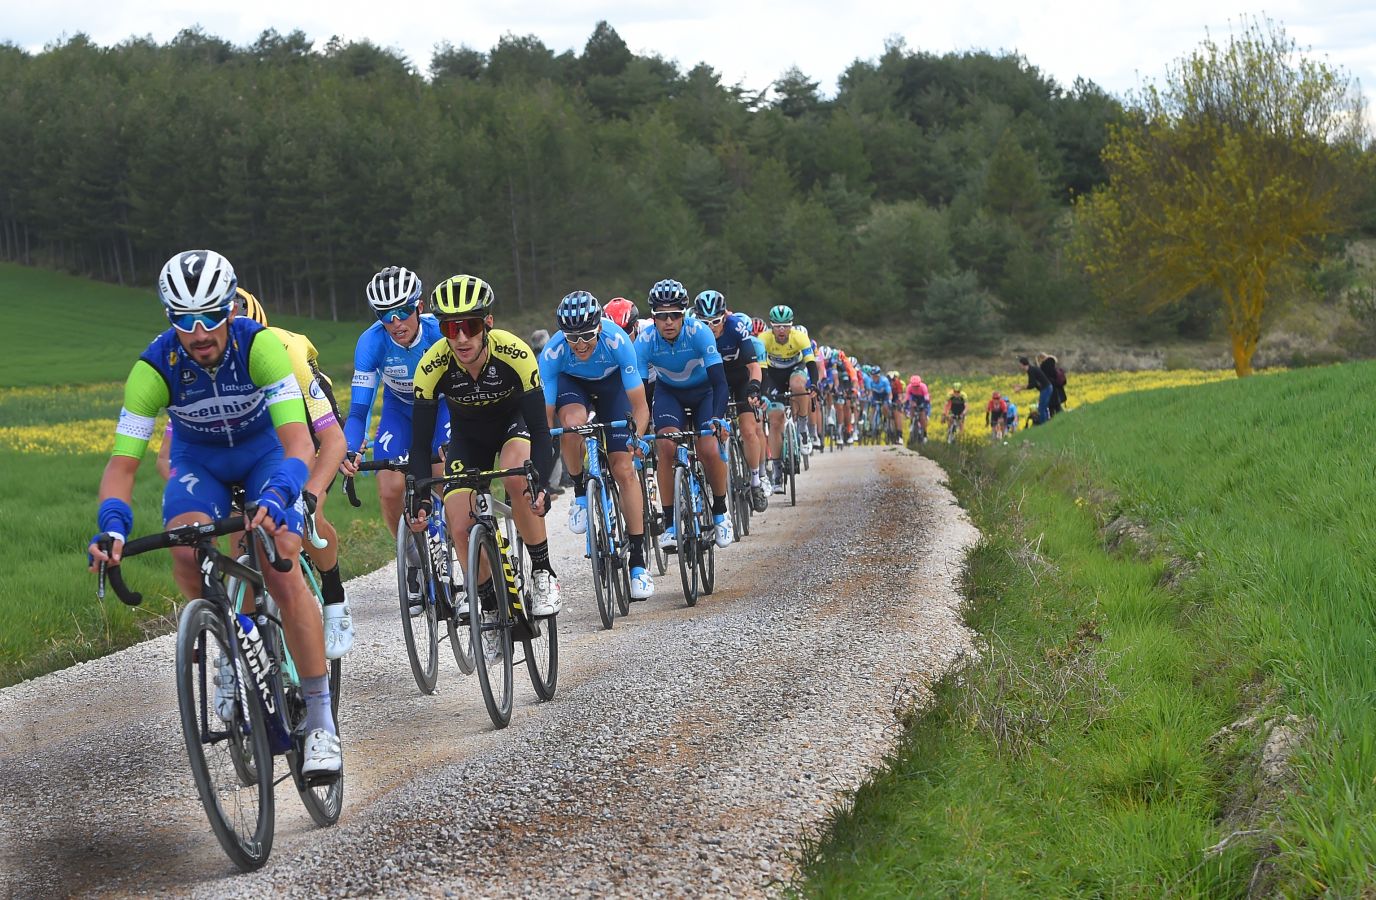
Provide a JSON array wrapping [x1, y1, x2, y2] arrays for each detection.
[[802, 363, 1376, 895]]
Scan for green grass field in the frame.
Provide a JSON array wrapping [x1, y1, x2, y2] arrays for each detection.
[[800, 363, 1376, 895], [0, 264, 397, 686]]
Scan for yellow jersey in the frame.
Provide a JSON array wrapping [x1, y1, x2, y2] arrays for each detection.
[[761, 326, 816, 370]]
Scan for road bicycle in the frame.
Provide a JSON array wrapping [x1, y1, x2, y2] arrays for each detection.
[[726, 400, 756, 540], [658, 417, 723, 607], [945, 411, 966, 443], [775, 391, 810, 508], [636, 442, 668, 576], [551, 420, 631, 630], [345, 455, 471, 691], [96, 507, 342, 872], [410, 462, 556, 729]]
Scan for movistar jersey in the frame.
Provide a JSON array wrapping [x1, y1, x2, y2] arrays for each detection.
[[634, 318, 722, 390], [537, 318, 641, 405], [112, 318, 304, 458], [344, 315, 444, 450]]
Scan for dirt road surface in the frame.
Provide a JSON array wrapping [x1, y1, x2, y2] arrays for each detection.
[[0, 445, 976, 898]]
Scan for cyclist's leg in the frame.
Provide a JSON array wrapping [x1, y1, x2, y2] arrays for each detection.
[[162, 446, 236, 599], [592, 382, 643, 541], [555, 374, 592, 480], [653, 384, 688, 535], [371, 397, 416, 538]]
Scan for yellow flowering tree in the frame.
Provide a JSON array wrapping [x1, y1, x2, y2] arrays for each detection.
[[1072, 17, 1367, 376]]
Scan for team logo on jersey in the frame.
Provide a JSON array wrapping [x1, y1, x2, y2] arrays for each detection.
[[181, 369, 197, 385], [168, 350, 179, 366]]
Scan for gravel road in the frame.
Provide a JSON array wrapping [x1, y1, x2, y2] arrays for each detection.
[[0, 445, 976, 898]]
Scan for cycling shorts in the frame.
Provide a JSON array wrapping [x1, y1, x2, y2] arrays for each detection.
[[652, 381, 713, 433], [765, 366, 806, 405], [163, 429, 304, 535], [555, 372, 634, 451], [443, 414, 530, 500]]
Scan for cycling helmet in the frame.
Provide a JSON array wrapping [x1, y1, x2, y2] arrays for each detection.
[[909, 375, 921, 387], [237, 288, 268, 327], [365, 265, 423, 313], [694, 290, 727, 318], [953, 382, 962, 391], [887, 370, 900, 379], [158, 250, 237, 315], [648, 278, 689, 310], [556, 290, 602, 331], [431, 275, 495, 317], [768, 304, 793, 325], [750, 316, 767, 336], [604, 297, 639, 330]]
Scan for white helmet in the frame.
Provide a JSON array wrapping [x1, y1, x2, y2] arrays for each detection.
[[158, 250, 237, 315], [366, 266, 423, 313]]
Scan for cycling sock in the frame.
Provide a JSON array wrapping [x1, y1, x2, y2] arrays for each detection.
[[629, 534, 646, 569], [751, 470, 761, 486], [478, 579, 498, 611], [319, 564, 345, 606], [712, 495, 727, 516], [302, 674, 335, 735], [528, 540, 555, 575], [662, 503, 673, 528], [573, 472, 587, 499]]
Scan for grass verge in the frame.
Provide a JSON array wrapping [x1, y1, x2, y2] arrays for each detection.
[[799, 363, 1375, 896]]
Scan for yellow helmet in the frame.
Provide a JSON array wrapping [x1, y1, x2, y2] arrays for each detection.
[[431, 275, 494, 317], [953, 382, 962, 391], [236, 287, 268, 327]]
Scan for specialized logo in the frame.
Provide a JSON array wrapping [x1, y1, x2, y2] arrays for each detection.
[[178, 472, 200, 495], [234, 615, 277, 718], [378, 431, 394, 454], [183, 252, 205, 277]]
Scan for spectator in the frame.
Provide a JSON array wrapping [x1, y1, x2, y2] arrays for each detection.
[[1036, 352, 1064, 417], [1018, 355, 1052, 425]]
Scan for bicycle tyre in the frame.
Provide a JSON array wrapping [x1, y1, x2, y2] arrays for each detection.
[[514, 531, 558, 701], [468, 525, 514, 728], [694, 459, 715, 596], [785, 423, 798, 508], [440, 519, 475, 675], [641, 464, 667, 576], [396, 519, 439, 694], [288, 562, 344, 827], [606, 477, 631, 617], [176, 599, 275, 872], [587, 480, 615, 630], [674, 464, 697, 607]]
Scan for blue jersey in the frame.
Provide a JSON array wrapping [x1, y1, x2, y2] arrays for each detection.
[[634, 318, 723, 391], [870, 376, 892, 400], [713, 313, 758, 370], [344, 315, 444, 451], [537, 319, 642, 405]]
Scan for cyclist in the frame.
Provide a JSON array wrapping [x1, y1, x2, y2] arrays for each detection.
[[635, 278, 733, 550], [339, 266, 450, 611], [538, 291, 655, 600], [696, 290, 769, 513], [88, 249, 340, 775], [835, 349, 859, 443], [942, 382, 968, 438], [156, 288, 355, 658], [1004, 397, 1019, 434], [986, 391, 1008, 441], [905, 375, 930, 443], [604, 297, 642, 339], [761, 304, 818, 492], [886, 371, 905, 441], [867, 365, 893, 440], [406, 275, 561, 617]]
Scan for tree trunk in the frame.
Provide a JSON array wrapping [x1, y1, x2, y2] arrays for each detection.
[[508, 175, 523, 308]]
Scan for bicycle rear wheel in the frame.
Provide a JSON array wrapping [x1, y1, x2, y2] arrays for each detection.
[[468, 525, 514, 728], [785, 423, 799, 507], [674, 465, 697, 607], [606, 477, 632, 617], [396, 518, 438, 694], [440, 523, 475, 676], [694, 460, 716, 596], [176, 599, 275, 872], [641, 464, 667, 576], [587, 480, 615, 630], [512, 531, 558, 700], [287, 564, 344, 827]]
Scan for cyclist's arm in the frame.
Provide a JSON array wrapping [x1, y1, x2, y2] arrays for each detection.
[[520, 387, 555, 487], [309, 422, 346, 498], [627, 383, 650, 439], [248, 331, 313, 505], [707, 361, 728, 421], [156, 422, 172, 481], [343, 336, 382, 453], [93, 360, 170, 565]]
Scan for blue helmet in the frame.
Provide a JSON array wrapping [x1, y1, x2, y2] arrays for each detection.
[[556, 290, 602, 331], [694, 290, 726, 318], [648, 279, 689, 310]]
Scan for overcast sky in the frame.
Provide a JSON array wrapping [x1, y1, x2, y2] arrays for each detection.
[[4, 0, 1373, 108]]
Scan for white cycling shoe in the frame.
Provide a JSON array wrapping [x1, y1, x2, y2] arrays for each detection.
[[530, 569, 562, 616], [301, 728, 342, 776], [568, 497, 588, 535], [714, 515, 734, 549], [212, 653, 238, 722], [630, 566, 654, 600], [660, 525, 677, 552], [323, 601, 354, 660]]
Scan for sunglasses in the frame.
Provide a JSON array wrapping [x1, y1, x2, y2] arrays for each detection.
[[168, 308, 230, 333], [652, 311, 685, 321], [703, 315, 726, 327], [439, 317, 486, 339], [376, 301, 418, 324], [563, 327, 600, 345]]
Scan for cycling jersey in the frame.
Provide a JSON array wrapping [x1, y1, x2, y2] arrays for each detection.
[[635, 318, 727, 427], [409, 328, 553, 486], [761, 327, 815, 370], [272, 326, 339, 434], [947, 392, 967, 416], [344, 315, 445, 452], [869, 378, 892, 402], [113, 317, 304, 458], [537, 319, 642, 405], [712, 313, 758, 371]]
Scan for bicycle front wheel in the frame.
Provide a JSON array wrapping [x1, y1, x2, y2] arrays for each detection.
[[641, 464, 667, 576], [176, 599, 275, 872], [606, 477, 631, 617], [468, 525, 514, 728], [674, 464, 697, 607], [396, 518, 438, 695], [587, 480, 615, 630], [694, 460, 716, 596]]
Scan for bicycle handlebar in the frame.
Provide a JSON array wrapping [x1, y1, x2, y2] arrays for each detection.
[[343, 450, 443, 507], [96, 509, 290, 606], [410, 460, 539, 498], [550, 419, 629, 438]]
